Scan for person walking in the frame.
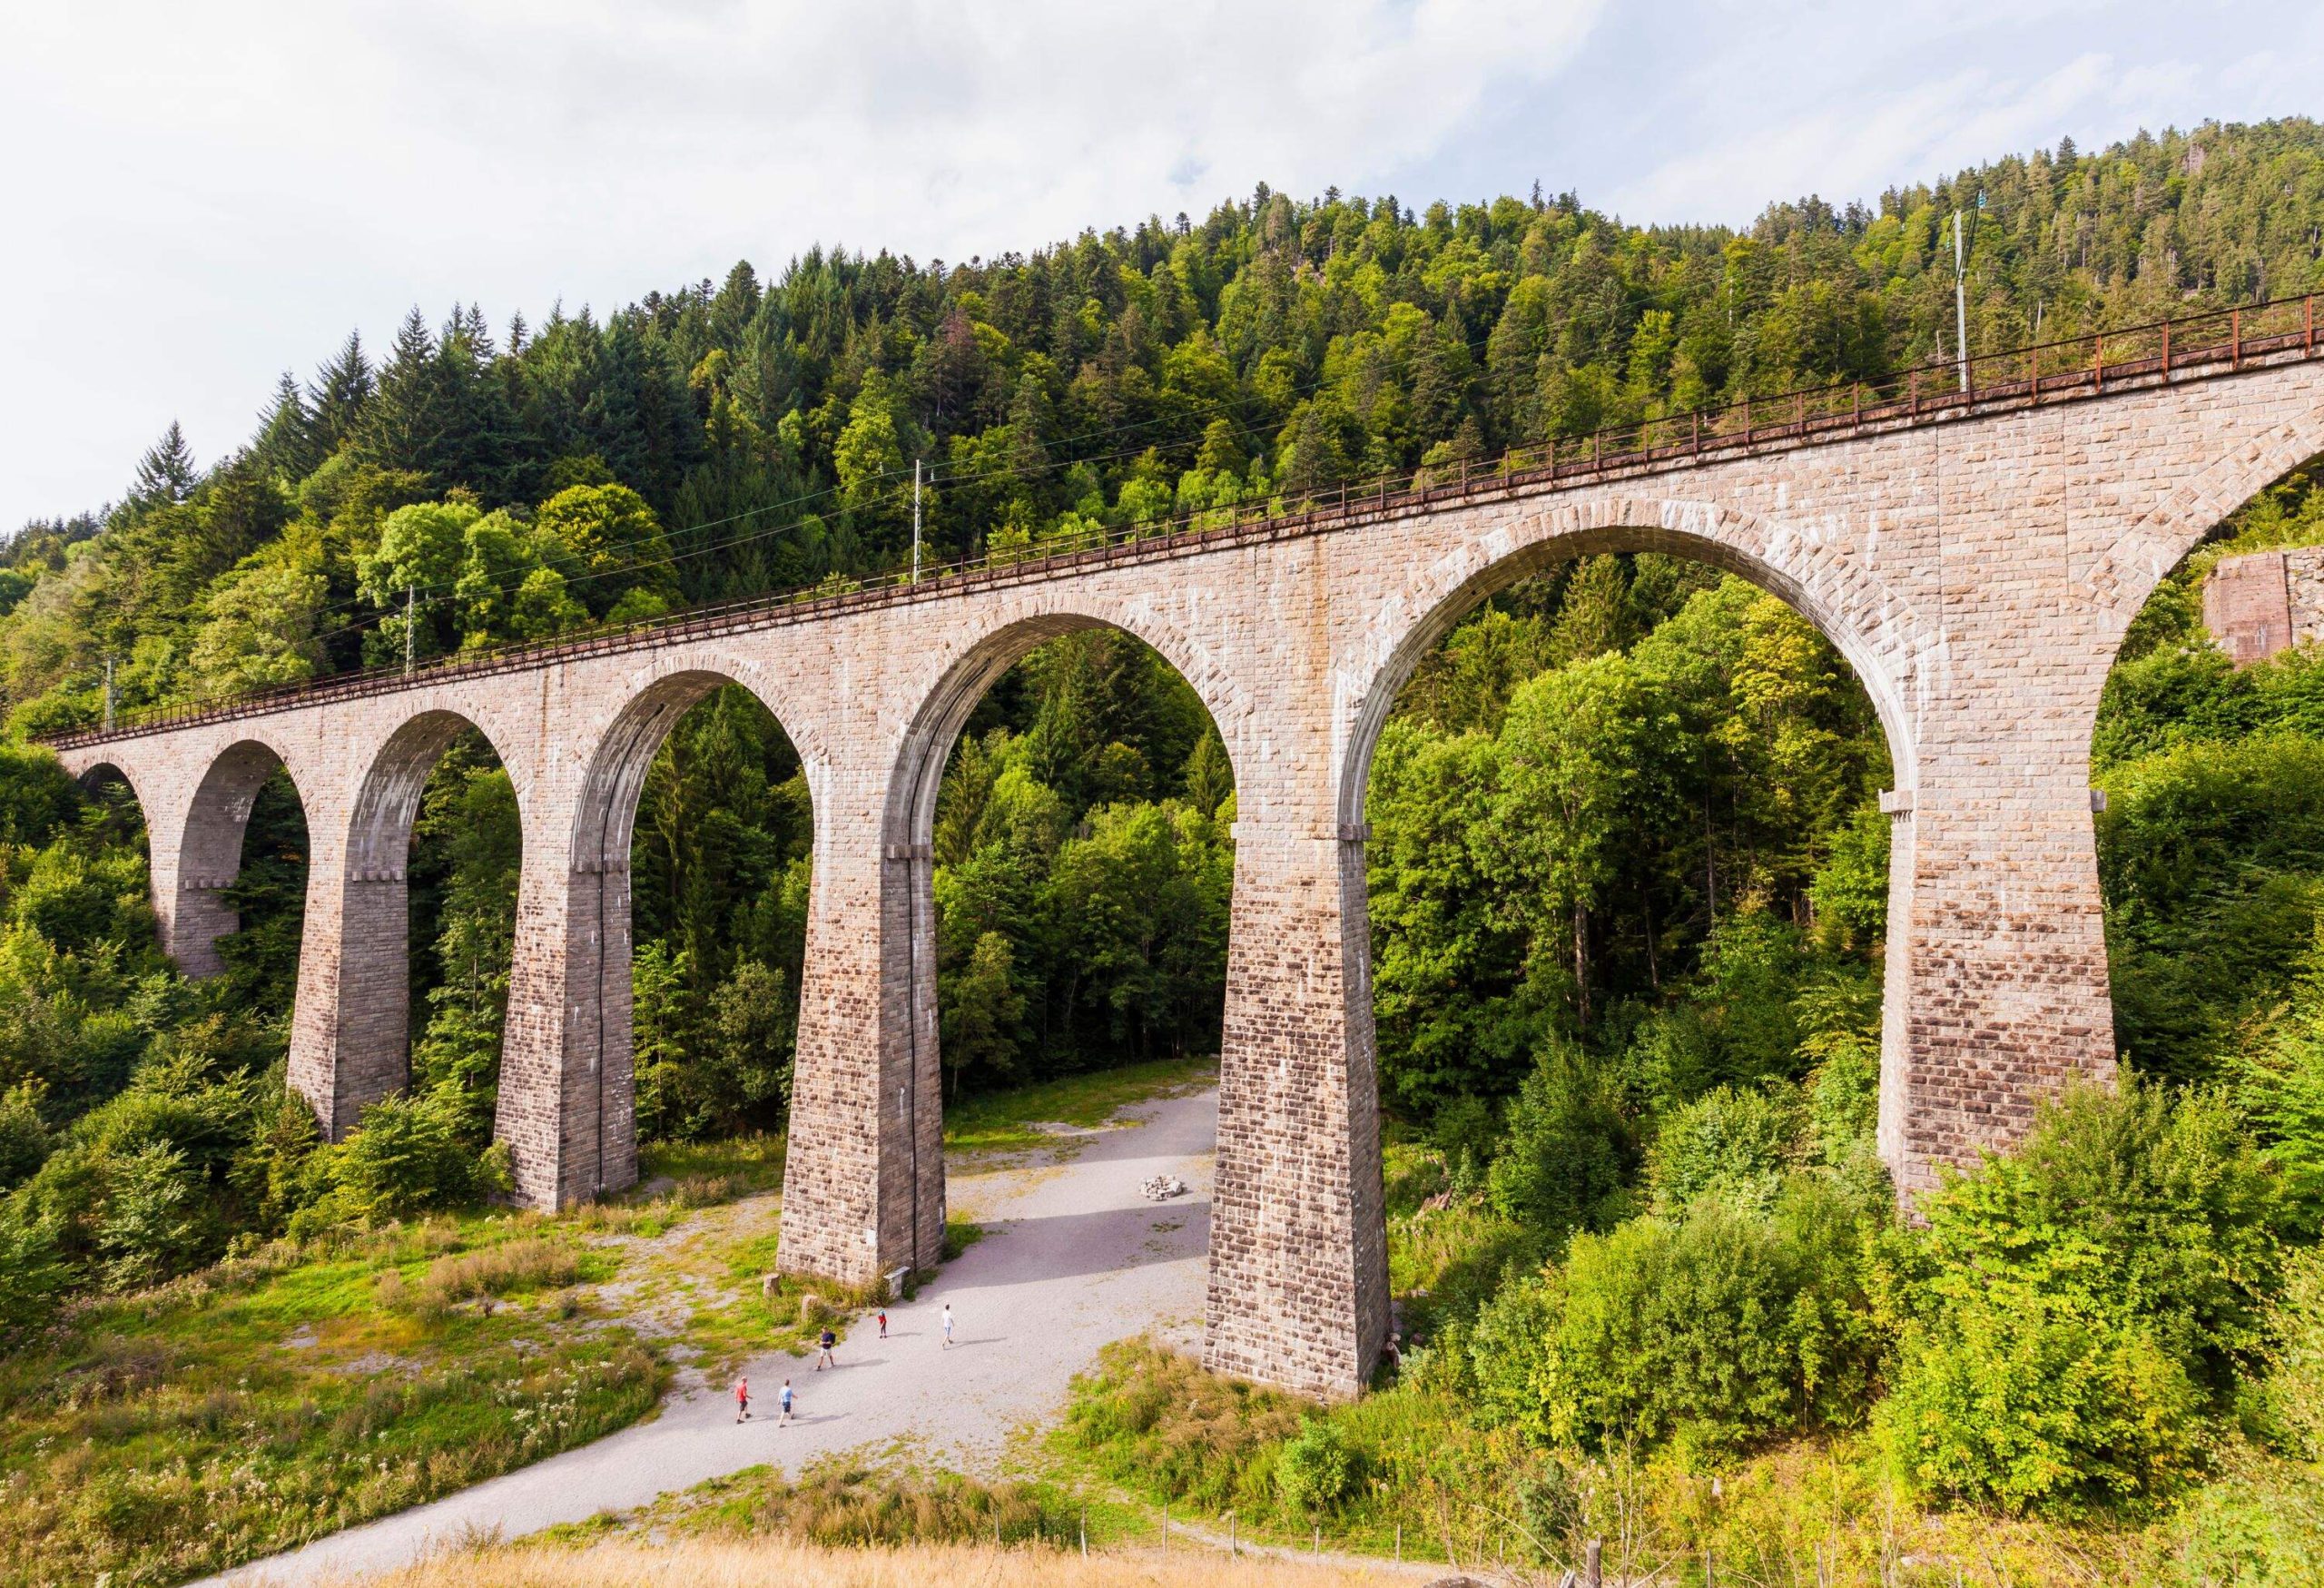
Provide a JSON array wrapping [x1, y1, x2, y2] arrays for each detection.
[[778, 1378, 794, 1426], [876, 1308, 888, 1338], [733, 1375, 750, 1423], [940, 1301, 954, 1349], [816, 1325, 837, 1370]]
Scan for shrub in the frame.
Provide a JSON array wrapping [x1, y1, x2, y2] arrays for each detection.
[[1876, 1079, 2282, 1514], [1486, 1047, 1634, 1245], [330, 1090, 483, 1220], [1877, 1286, 2204, 1516], [94, 1142, 205, 1291], [0, 1207, 70, 1343], [0, 1084, 50, 1189], [1275, 1417, 1361, 1514], [2261, 1245, 2324, 1460], [1491, 1176, 1885, 1454], [1647, 1084, 1796, 1210]]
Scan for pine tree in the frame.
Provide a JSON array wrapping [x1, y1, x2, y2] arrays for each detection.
[[309, 330, 375, 456], [132, 420, 198, 508], [353, 308, 455, 482], [252, 370, 321, 479]]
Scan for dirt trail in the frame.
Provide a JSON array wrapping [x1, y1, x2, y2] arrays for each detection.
[[214, 1088, 1219, 1586]]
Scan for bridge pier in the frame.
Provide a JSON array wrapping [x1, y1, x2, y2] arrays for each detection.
[[1876, 734, 2118, 1200], [774, 774, 945, 1287], [1205, 814, 1390, 1399]]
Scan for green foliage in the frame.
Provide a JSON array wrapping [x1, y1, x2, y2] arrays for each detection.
[[1485, 1046, 1634, 1245], [1877, 1080, 2282, 1514], [1647, 1084, 1797, 1211], [1483, 1177, 1886, 1455], [2260, 1245, 2324, 1462], [312, 1091, 494, 1228], [1275, 1416, 1363, 1514]]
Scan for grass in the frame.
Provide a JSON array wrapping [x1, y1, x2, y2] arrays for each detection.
[[0, 1216, 661, 1587], [636, 1131, 788, 1198], [332, 1536, 1409, 1587], [941, 1055, 1216, 1155], [1049, 1334, 2324, 1584], [0, 1060, 1216, 1586]]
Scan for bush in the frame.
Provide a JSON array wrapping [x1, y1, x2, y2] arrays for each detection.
[[1486, 1047, 1634, 1245], [1487, 1176, 1885, 1454], [2261, 1245, 2324, 1461], [1876, 1079, 2282, 1514], [0, 1207, 70, 1344], [1275, 1417, 1362, 1514], [1647, 1084, 1796, 1210], [329, 1091, 485, 1221], [0, 1084, 50, 1189], [1878, 1286, 2204, 1516]]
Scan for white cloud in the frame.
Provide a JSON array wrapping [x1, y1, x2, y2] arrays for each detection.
[[0, 0, 2309, 528]]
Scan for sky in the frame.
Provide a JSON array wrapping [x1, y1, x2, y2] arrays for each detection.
[[2, 0, 2318, 532]]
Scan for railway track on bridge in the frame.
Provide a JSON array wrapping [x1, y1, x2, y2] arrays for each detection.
[[43, 293, 2323, 752]]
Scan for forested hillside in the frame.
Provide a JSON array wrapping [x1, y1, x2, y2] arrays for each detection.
[[1, 117, 2322, 1569]]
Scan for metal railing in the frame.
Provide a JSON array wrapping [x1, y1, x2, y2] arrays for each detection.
[[40, 293, 2322, 751]]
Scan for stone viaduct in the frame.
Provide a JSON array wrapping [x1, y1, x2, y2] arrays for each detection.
[[44, 311, 2324, 1398]]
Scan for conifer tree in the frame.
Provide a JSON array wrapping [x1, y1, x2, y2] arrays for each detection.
[[308, 330, 374, 456], [131, 420, 198, 508], [353, 308, 455, 483], [252, 370, 320, 480]]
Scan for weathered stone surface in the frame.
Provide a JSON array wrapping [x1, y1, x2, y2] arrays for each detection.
[[2204, 544, 2324, 665], [54, 355, 2324, 1398]]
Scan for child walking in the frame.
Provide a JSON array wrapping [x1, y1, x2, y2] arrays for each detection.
[[778, 1378, 794, 1425], [733, 1375, 750, 1423]]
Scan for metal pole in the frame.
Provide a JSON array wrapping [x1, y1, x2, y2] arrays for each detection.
[[404, 586, 416, 676], [1954, 208, 1970, 394], [911, 458, 922, 584], [103, 656, 115, 731]]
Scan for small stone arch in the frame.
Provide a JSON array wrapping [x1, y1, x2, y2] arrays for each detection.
[[1334, 495, 1925, 831], [289, 707, 517, 1139], [176, 737, 307, 977]]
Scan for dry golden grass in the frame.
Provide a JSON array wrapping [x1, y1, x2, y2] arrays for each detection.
[[333, 1538, 1412, 1587]]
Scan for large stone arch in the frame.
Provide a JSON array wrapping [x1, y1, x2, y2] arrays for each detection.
[[2074, 407, 2324, 633], [175, 735, 308, 978], [1326, 493, 1941, 1218], [881, 593, 1253, 853], [1334, 495, 1925, 831], [289, 706, 517, 1139]]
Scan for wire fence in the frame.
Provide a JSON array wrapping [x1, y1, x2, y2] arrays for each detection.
[[42, 293, 2321, 751]]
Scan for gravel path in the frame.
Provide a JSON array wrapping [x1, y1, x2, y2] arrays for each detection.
[[214, 1087, 1219, 1586]]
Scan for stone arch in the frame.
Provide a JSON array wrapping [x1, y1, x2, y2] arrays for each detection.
[[290, 707, 518, 1139], [1334, 495, 1924, 831], [70, 756, 149, 812], [176, 737, 307, 978], [2075, 406, 2324, 633], [884, 597, 1251, 852], [347, 708, 517, 880], [542, 662, 823, 1205]]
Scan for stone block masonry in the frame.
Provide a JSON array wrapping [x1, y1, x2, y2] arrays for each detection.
[[53, 351, 2324, 1400]]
